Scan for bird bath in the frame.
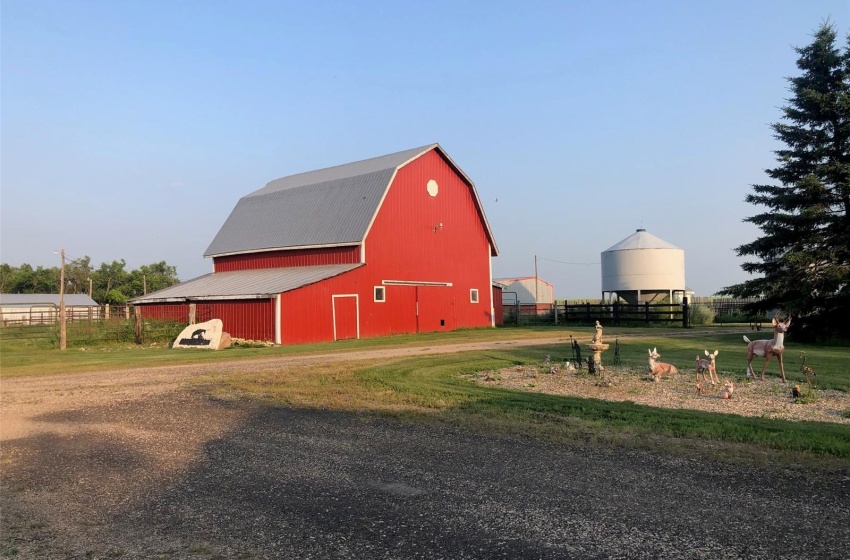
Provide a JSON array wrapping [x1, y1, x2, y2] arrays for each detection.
[[586, 321, 610, 382]]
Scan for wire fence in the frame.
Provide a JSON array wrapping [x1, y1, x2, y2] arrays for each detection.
[[0, 304, 186, 346]]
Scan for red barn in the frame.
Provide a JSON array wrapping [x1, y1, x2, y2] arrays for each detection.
[[131, 144, 499, 344]]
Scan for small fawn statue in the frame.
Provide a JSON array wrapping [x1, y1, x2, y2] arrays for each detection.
[[695, 350, 720, 385]]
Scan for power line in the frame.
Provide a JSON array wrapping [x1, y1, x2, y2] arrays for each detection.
[[537, 255, 599, 266]]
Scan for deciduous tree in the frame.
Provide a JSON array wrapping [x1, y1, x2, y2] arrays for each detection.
[[1, 259, 181, 304]]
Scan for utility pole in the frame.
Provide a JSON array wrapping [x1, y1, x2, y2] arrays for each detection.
[[534, 255, 539, 304], [58, 249, 66, 350], [143, 274, 147, 295], [88, 277, 93, 297]]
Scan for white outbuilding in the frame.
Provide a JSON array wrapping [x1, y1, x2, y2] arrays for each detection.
[[493, 276, 554, 305], [0, 293, 99, 325], [600, 229, 686, 305]]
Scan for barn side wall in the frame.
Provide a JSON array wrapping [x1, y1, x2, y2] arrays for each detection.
[[213, 246, 361, 272], [278, 149, 494, 344], [136, 299, 275, 341]]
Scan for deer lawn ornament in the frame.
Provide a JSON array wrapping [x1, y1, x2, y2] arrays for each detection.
[[648, 348, 678, 381], [743, 314, 791, 382], [695, 350, 720, 385]]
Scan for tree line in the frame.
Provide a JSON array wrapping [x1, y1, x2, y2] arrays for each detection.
[[0, 257, 180, 305]]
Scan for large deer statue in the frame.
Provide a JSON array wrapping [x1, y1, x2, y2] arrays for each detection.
[[743, 314, 791, 382]]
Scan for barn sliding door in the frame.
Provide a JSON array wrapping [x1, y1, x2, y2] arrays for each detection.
[[332, 294, 359, 341]]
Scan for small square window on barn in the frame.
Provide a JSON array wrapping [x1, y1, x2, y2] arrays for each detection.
[[470, 289, 479, 303], [374, 286, 386, 302]]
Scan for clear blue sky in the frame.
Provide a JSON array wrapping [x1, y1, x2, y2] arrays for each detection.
[[2, 0, 848, 298]]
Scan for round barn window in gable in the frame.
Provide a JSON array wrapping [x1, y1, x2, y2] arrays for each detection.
[[426, 179, 439, 197]]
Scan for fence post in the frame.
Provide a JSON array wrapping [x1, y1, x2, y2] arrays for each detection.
[[645, 302, 650, 324], [613, 302, 619, 326], [586, 303, 590, 323], [134, 306, 143, 344], [554, 303, 558, 325], [682, 297, 690, 328]]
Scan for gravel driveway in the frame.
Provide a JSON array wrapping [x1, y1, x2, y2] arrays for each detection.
[[2, 344, 849, 559]]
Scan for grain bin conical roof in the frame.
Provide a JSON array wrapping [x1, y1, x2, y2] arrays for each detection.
[[603, 228, 680, 252]]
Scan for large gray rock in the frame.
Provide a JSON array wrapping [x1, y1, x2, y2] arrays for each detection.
[[172, 319, 229, 350]]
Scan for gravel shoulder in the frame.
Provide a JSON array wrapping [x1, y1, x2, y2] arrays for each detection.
[[2, 338, 849, 559]]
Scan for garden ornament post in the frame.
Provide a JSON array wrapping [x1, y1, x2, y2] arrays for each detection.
[[570, 336, 582, 369], [743, 313, 791, 382]]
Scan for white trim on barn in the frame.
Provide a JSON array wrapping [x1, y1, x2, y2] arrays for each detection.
[[381, 280, 453, 287], [488, 243, 494, 326], [206, 242, 361, 260], [275, 294, 282, 345]]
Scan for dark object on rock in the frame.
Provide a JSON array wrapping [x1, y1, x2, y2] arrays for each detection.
[[570, 337, 583, 368], [179, 329, 211, 346]]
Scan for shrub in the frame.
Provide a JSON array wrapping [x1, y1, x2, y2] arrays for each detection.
[[714, 311, 772, 324], [689, 304, 716, 326]]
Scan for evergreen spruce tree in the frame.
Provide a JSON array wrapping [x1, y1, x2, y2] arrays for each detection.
[[722, 22, 850, 341]]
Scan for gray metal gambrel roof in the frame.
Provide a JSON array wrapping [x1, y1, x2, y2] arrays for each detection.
[[129, 264, 362, 303], [204, 144, 498, 257]]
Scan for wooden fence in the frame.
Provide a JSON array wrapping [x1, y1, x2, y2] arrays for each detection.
[[502, 300, 691, 327], [561, 301, 689, 327]]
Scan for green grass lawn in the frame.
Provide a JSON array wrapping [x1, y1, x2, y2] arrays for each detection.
[[516, 330, 850, 392], [0, 324, 682, 377], [0, 325, 548, 376], [603, 332, 850, 391], [4, 325, 849, 466], [206, 345, 850, 465]]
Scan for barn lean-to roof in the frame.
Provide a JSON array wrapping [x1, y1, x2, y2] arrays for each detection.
[[204, 144, 498, 258], [129, 264, 362, 303]]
